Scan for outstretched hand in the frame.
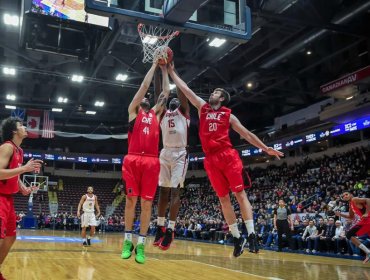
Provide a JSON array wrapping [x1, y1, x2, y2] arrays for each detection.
[[23, 158, 43, 173], [167, 61, 175, 72], [265, 147, 284, 160], [19, 184, 39, 196]]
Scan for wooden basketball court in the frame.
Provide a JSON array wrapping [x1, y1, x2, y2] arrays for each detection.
[[2, 230, 369, 280]]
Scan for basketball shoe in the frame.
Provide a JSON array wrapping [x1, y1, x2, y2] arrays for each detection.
[[364, 253, 370, 264], [159, 228, 174, 250], [87, 238, 91, 246], [233, 236, 246, 257], [82, 241, 88, 246], [121, 240, 134, 259], [248, 233, 259, 253], [135, 244, 146, 264], [153, 226, 165, 246]]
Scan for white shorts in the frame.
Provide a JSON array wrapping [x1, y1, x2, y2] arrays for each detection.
[[159, 147, 188, 188], [81, 212, 97, 227]]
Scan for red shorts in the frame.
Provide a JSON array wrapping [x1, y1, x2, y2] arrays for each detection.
[[204, 148, 251, 197], [0, 195, 16, 239], [122, 154, 160, 200]]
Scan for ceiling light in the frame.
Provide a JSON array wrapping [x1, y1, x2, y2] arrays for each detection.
[[346, 96, 354, 100], [116, 74, 128, 81], [142, 36, 157, 45], [5, 105, 16, 110], [3, 14, 19, 26], [209, 38, 226, 47], [247, 82, 253, 88], [6, 94, 16, 101], [71, 75, 84, 82], [306, 50, 312, 55], [3, 67, 16, 75], [169, 84, 176, 90], [94, 101, 105, 107], [58, 97, 68, 103], [86, 111, 96, 115], [52, 108, 63, 112]]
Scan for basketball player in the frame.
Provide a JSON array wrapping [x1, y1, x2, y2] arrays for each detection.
[[335, 191, 370, 263], [77, 186, 101, 246], [153, 86, 190, 250], [0, 117, 42, 280], [167, 64, 284, 257], [121, 61, 170, 264]]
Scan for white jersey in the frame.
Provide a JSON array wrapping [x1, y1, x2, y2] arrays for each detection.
[[82, 194, 96, 213], [160, 108, 190, 148]]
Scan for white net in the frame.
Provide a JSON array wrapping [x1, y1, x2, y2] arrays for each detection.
[[138, 23, 179, 63]]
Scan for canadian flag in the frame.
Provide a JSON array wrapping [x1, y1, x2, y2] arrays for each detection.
[[26, 110, 42, 138]]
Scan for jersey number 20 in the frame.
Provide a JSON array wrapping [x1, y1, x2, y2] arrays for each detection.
[[209, 123, 217, 131]]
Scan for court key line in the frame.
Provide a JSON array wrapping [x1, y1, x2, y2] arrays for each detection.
[[179, 260, 284, 280]]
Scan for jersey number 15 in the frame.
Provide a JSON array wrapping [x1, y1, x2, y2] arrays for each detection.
[[168, 119, 175, 128]]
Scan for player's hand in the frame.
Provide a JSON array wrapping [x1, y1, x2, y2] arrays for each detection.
[[362, 213, 368, 219], [152, 55, 160, 66], [23, 159, 43, 173], [265, 147, 284, 160], [19, 185, 31, 195], [96, 212, 101, 218], [167, 61, 175, 72], [31, 185, 40, 193], [77, 212, 81, 218], [290, 226, 294, 231]]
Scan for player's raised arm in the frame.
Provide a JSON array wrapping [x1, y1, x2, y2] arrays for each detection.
[[167, 63, 205, 110], [153, 65, 171, 116], [176, 85, 190, 116], [230, 114, 284, 159], [128, 61, 158, 117]]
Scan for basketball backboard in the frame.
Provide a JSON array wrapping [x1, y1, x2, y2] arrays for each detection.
[[85, 0, 252, 43]]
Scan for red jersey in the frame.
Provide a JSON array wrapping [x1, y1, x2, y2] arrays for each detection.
[[350, 199, 366, 218], [127, 109, 159, 157], [0, 141, 23, 195], [199, 103, 232, 155]]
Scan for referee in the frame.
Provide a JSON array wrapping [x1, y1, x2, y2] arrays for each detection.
[[274, 199, 294, 252]]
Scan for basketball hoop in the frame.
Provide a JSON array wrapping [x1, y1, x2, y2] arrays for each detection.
[[137, 23, 179, 63]]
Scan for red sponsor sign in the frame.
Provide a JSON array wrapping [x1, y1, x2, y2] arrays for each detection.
[[320, 65, 370, 94]]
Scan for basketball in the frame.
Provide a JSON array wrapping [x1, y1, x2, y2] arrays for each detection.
[[155, 46, 173, 65]]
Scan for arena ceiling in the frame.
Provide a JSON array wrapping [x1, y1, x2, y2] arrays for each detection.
[[0, 0, 369, 153]]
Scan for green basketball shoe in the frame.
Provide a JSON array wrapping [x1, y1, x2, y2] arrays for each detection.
[[121, 240, 134, 259], [135, 243, 146, 264]]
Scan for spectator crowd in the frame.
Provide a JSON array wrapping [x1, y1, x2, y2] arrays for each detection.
[[18, 146, 370, 258]]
